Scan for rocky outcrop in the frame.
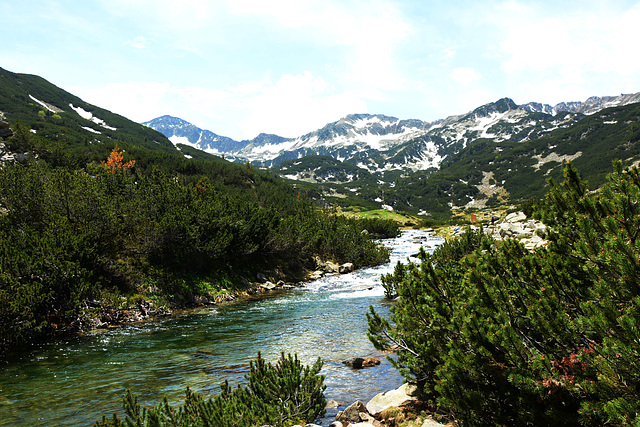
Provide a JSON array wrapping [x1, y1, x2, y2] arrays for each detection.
[[484, 212, 547, 250], [339, 263, 354, 274], [260, 281, 277, 290], [314, 258, 357, 275], [335, 401, 367, 422], [449, 211, 548, 251]]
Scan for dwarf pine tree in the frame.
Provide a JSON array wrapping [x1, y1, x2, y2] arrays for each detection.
[[96, 352, 326, 427], [368, 162, 640, 426]]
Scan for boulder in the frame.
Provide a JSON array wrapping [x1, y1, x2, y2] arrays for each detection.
[[256, 272, 268, 283], [336, 401, 367, 422], [366, 383, 418, 416], [363, 357, 381, 367], [326, 399, 341, 409], [308, 270, 324, 280], [339, 263, 354, 274], [323, 261, 340, 274], [343, 356, 380, 369], [505, 211, 527, 223], [359, 412, 376, 424], [343, 357, 365, 369], [328, 422, 343, 427], [261, 281, 276, 290]]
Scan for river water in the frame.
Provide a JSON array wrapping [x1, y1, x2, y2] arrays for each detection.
[[0, 229, 442, 426]]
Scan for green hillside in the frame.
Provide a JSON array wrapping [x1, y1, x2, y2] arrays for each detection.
[[278, 102, 640, 219], [0, 68, 397, 353]]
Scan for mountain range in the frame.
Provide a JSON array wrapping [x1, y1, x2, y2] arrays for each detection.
[[143, 92, 640, 217], [143, 92, 640, 175], [2, 64, 640, 218]]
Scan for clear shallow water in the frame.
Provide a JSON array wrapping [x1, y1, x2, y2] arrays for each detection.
[[0, 229, 442, 427]]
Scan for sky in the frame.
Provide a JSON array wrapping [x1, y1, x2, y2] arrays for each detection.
[[2, 0, 640, 140]]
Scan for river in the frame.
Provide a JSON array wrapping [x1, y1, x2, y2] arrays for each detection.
[[0, 229, 442, 426]]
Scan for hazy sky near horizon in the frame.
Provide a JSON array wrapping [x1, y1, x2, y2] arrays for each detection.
[[2, 0, 640, 140]]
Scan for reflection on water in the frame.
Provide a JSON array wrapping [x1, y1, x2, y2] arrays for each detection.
[[0, 229, 441, 426]]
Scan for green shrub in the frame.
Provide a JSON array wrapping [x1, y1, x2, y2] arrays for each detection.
[[95, 352, 326, 427], [368, 162, 640, 426]]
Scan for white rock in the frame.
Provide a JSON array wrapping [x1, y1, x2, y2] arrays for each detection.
[[422, 418, 448, 427], [365, 383, 418, 415]]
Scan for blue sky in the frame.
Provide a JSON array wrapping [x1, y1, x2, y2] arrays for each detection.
[[2, 0, 640, 140]]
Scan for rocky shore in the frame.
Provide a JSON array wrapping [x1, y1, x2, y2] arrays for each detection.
[[290, 382, 449, 427], [78, 259, 358, 334]]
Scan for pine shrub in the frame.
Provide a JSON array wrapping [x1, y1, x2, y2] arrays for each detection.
[[368, 161, 640, 426], [95, 352, 326, 427]]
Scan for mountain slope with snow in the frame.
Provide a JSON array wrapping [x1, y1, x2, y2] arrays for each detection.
[[145, 92, 640, 179]]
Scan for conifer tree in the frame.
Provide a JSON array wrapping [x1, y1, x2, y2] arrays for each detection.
[[96, 352, 326, 427], [368, 162, 640, 426]]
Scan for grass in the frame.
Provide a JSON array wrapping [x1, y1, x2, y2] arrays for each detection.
[[341, 208, 423, 227]]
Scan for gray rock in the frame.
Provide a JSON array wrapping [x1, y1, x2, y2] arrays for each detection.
[[359, 412, 376, 423], [323, 261, 340, 274], [261, 281, 276, 290], [366, 383, 418, 416], [339, 263, 354, 274], [326, 399, 341, 408], [343, 357, 365, 369], [336, 401, 367, 422]]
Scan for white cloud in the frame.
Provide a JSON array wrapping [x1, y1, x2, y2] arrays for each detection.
[[226, 0, 414, 94], [450, 67, 482, 85], [68, 71, 367, 140], [101, 0, 216, 30], [493, 1, 640, 102], [236, 71, 367, 138], [123, 36, 154, 49]]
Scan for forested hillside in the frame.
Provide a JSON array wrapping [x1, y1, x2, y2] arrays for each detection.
[[0, 72, 398, 353]]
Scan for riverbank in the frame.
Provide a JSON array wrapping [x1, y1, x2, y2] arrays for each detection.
[[319, 382, 450, 427], [0, 228, 438, 427], [76, 259, 362, 335]]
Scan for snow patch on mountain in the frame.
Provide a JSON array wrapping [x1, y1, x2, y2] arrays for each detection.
[[69, 104, 117, 130], [29, 95, 63, 113], [144, 91, 640, 185]]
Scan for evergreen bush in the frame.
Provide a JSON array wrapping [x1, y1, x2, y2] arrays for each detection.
[[95, 352, 326, 427], [368, 161, 640, 426]]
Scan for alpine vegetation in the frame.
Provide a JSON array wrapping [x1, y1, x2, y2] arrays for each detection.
[[368, 162, 640, 426]]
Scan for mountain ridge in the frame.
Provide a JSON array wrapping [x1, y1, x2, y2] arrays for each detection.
[[144, 92, 640, 175]]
